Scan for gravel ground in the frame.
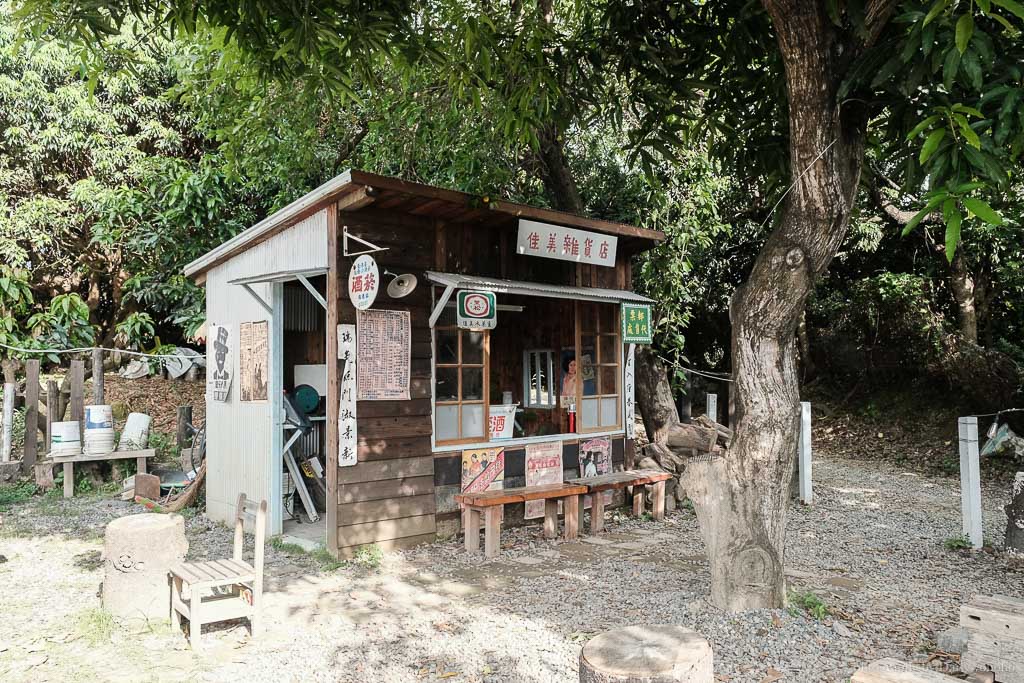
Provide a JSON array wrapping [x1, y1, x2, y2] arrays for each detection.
[[1, 454, 1022, 683]]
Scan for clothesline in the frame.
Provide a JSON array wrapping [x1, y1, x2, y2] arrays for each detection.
[[0, 341, 190, 360]]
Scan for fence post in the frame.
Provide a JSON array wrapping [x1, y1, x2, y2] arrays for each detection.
[[91, 348, 104, 404], [706, 393, 718, 424], [799, 401, 812, 504], [1, 382, 14, 462], [45, 379, 58, 452], [176, 405, 193, 450], [23, 360, 39, 471], [958, 416, 983, 549]]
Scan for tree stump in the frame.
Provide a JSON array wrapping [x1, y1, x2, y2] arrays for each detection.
[[102, 513, 188, 621], [1006, 472, 1024, 555], [579, 625, 713, 683]]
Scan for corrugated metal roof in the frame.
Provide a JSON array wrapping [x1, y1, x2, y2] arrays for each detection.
[[424, 271, 655, 304]]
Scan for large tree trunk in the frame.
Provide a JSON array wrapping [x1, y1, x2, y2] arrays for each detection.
[[949, 251, 979, 344], [537, 123, 584, 213], [680, 1, 879, 611], [1007, 472, 1024, 555]]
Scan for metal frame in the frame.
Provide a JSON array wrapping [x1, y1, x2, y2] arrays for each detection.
[[342, 225, 390, 257]]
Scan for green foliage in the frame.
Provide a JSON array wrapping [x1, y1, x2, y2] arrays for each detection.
[[788, 590, 830, 620], [351, 543, 384, 570], [74, 608, 116, 645], [943, 534, 973, 550], [114, 312, 155, 350], [0, 480, 37, 510]]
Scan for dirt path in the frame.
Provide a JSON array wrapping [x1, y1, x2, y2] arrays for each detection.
[[0, 455, 1021, 682]]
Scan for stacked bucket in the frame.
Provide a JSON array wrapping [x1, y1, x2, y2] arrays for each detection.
[[83, 404, 116, 456]]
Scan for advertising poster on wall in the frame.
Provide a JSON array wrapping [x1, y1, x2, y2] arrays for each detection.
[[207, 324, 233, 402], [337, 324, 358, 468], [239, 320, 269, 402], [579, 437, 612, 506], [356, 309, 411, 400], [525, 441, 563, 519], [461, 447, 505, 495]]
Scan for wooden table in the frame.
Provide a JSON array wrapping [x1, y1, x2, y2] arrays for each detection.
[[569, 468, 673, 531], [455, 483, 589, 557], [46, 449, 157, 498]]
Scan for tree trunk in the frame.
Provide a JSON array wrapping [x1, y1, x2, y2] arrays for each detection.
[[537, 123, 584, 213], [1006, 472, 1024, 555], [949, 250, 979, 344], [680, 2, 876, 611], [634, 346, 680, 443]]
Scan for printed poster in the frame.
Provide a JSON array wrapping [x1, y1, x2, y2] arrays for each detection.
[[356, 309, 411, 400], [337, 324, 357, 467], [579, 437, 612, 506], [461, 447, 504, 494], [625, 344, 636, 439], [207, 324, 232, 402], [488, 404, 517, 439], [239, 320, 269, 402], [525, 441, 563, 519]]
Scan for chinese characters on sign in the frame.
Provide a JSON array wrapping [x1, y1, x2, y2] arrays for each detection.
[[207, 324, 232, 402], [624, 344, 636, 439], [525, 441, 563, 518], [516, 219, 618, 268], [348, 254, 379, 310], [239, 321, 269, 402], [621, 303, 653, 344], [337, 324, 358, 468], [356, 309, 411, 400], [457, 290, 497, 330], [461, 447, 504, 494], [579, 437, 612, 505], [488, 404, 517, 440]]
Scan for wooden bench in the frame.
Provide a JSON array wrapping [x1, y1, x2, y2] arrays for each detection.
[[46, 449, 157, 498], [455, 483, 589, 558], [569, 468, 673, 532]]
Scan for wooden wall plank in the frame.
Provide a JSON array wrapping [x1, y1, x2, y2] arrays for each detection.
[[336, 513, 436, 547], [326, 203, 340, 553], [338, 475, 434, 504], [337, 493, 435, 526], [358, 417, 431, 439], [338, 455, 434, 484], [358, 436, 432, 461], [337, 532, 437, 559], [358, 399, 431, 419]]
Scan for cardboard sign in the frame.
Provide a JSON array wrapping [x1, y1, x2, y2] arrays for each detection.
[[348, 255, 379, 310], [621, 303, 653, 344], [356, 309, 411, 400], [579, 437, 612, 505], [488, 404, 517, 439], [207, 324, 232, 402], [461, 447, 504, 494], [457, 290, 497, 329], [239, 321, 268, 402], [525, 441, 562, 518], [337, 324, 357, 468], [516, 218, 617, 268]]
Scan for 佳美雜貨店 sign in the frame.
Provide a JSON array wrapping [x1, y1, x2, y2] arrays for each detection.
[[516, 219, 617, 268], [621, 303, 653, 344], [457, 290, 497, 329]]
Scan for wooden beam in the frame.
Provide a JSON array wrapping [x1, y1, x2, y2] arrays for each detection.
[[326, 203, 340, 555], [337, 185, 377, 212]]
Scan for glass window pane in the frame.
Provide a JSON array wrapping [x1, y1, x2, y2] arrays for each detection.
[[436, 367, 458, 401], [579, 349, 597, 396], [437, 329, 458, 364], [600, 366, 619, 396], [600, 397, 618, 426], [463, 332, 484, 364], [462, 404, 485, 439], [599, 335, 618, 364], [581, 397, 599, 429], [462, 367, 483, 400], [436, 405, 459, 441]]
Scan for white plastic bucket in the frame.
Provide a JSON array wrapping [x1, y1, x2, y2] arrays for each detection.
[[118, 413, 151, 451], [83, 404, 115, 456], [51, 421, 82, 456]]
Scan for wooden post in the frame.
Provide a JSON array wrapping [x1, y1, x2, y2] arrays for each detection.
[[1, 382, 14, 462], [91, 348, 104, 404], [706, 393, 717, 424], [484, 507, 501, 557], [464, 508, 481, 553], [45, 379, 59, 449], [543, 499, 558, 539], [176, 406, 193, 450], [958, 416, 983, 549], [564, 495, 580, 540], [591, 493, 605, 532], [632, 488, 644, 516], [69, 360, 85, 423], [798, 401, 812, 504], [23, 360, 39, 471], [652, 481, 666, 521]]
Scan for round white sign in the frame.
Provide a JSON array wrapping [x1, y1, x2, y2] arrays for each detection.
[[348, 255, 379, 310]]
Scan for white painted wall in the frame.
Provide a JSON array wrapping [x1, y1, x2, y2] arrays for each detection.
[[203, 209, 328, 534]]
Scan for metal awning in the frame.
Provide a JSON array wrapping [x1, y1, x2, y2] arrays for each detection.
[[425, 271, 654, 327], [228, 268, 329, 315]]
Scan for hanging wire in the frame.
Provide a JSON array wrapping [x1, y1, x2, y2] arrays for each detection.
[[0, 341, 191, 360], [656, 353, 734, 383]]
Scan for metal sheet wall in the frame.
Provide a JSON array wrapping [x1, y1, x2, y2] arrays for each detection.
[[204, 209, 328, 533]]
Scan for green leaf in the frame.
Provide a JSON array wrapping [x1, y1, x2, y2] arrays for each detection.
[[963, 197, 1004, 224], [920, 128, 946, 163], [924, 0, 952, 24], [992, 0, 1024, 20], [902, 193, 947, 236], [943, 48, 961, 89], [978, 0, 992, 12], [906, 114, 940, 140], [956, 13, 974, 54], [942, 198, 957, 222], [945, 210, 963, 261], [954, 113, 982, 147]]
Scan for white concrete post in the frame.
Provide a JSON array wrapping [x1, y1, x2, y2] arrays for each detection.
[[799, 401, 812, 504], [958, 416, 983, 549], [706, 393, 718, 424], [1, 383, 15, 462]]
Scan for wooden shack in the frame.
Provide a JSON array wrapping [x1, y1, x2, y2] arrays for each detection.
[[185, 170, 664, 557]]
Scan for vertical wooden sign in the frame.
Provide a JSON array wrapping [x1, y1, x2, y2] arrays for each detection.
[[338, 324, 357, 468], [624, 343, 636, 439]]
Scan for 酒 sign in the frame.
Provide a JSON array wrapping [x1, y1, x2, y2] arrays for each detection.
[[457, 290, 497, 330], [348, 255, 379, 310], [516, 218, 617, 268], [621, 303, 653, 344]]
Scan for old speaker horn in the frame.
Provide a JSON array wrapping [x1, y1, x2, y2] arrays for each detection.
[[386, 272, 418, 299]]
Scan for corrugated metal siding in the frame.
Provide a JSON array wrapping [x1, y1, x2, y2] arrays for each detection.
[[204, 209, 328, 534]]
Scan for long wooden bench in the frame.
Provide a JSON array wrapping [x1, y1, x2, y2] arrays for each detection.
[[45, 449, 157, 498], [455, 483, 589, 558], [569, 468, 673, 532]]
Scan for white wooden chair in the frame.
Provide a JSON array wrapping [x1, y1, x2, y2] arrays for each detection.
[[170, 494, 266, 649]]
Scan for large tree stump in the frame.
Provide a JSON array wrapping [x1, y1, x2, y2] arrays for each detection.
[[102, 513, 188, 621], [1006, 472, 1024, 555], [579, 625, 712, 683]]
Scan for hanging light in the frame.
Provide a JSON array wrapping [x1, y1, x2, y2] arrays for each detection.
[[385, 271, 418, 298]]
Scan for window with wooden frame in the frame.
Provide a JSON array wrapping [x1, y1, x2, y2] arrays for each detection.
[[434, 307, 489, 445], [576, 302, 621, 432]]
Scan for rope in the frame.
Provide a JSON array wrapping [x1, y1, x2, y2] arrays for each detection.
[[656, 353, 734, 383], [0, 341, 192, 360]]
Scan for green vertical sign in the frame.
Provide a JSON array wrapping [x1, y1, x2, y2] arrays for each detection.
[[621, 303, 653, 344]]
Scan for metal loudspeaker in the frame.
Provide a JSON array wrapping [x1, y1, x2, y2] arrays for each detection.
[[386, 272, 418, 299]]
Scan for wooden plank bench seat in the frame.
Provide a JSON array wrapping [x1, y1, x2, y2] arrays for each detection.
[[569, 468, 673, 532], [455, 483, 589, 558]]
